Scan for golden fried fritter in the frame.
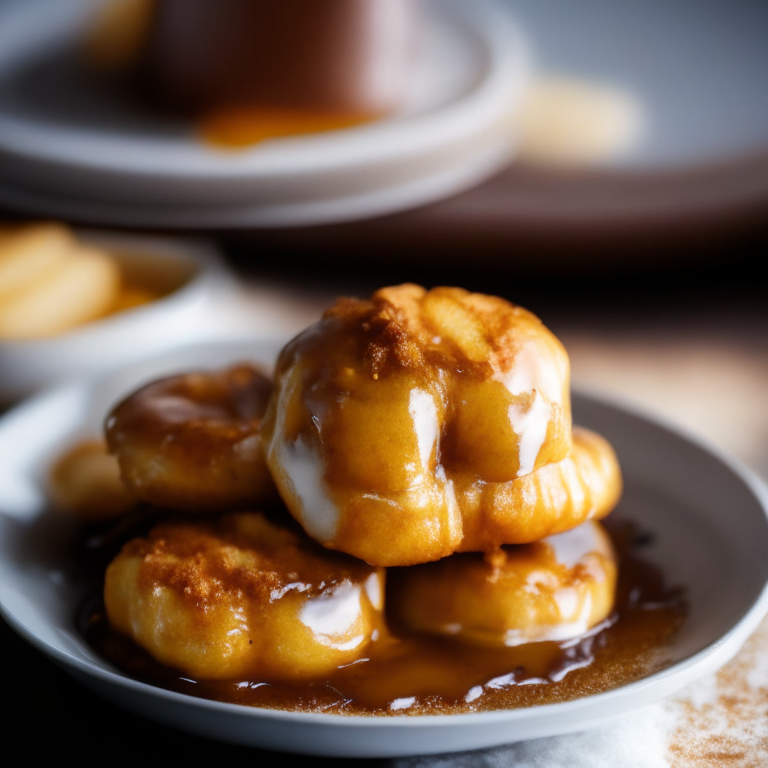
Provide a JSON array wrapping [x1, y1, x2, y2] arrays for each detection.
[[105, 364, 277, 512], [389, 521, 617, 647], [261, 285, 583, 565], [104, 511, 386, 680], [455, 427, 622, 553], [48, 440, 137, 521]]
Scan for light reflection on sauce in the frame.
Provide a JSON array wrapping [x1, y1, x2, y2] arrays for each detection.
[[200, 108, 378, 149], [78, 517, 686, 715]]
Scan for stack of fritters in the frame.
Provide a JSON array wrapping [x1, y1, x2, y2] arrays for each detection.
[[82, 285, 622, 680]]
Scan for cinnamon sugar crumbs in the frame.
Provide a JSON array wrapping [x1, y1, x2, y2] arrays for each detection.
[[667, 614, 768, 768], [322, 284, 552, 378]]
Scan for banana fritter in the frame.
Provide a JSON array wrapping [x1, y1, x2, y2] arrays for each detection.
[[105, 364, 277, 512], [389, 521, 617, 647], [262, 285, 584, 565], [105, 511, 386, 680]]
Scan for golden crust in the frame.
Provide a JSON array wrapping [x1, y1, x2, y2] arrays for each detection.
[[105, 511, 385, 680], [105, 364, 277, 512], [262, 284, 578, 565], [322, 284, 563, 378], [456, 426, 623, 552], [121, 511, 374, 602], [389, 521, 617, 647], [311, 426, 621, 566]]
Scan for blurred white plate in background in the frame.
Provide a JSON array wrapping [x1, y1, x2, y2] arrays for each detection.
[[0, 0, 529, 227], [217, 0, 768, 265], [418, 0, 768, 244]]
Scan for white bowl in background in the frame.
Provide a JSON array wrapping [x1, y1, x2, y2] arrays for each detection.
[[0, 339, 766, 758], [0, 232, 234, 404]]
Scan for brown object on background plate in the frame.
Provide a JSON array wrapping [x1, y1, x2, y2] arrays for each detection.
[[140, 0, 417, 116]]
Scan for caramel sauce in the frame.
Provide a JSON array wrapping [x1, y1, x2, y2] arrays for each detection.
[[107, 283, 163, 315], [200, 108, 377, 149], [78, 517, 685, 715]]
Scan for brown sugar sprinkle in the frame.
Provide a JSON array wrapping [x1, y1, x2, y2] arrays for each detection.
[[667, 613, 768, 768], [322, 284, 550, 379], [122, 512, 375, 607]]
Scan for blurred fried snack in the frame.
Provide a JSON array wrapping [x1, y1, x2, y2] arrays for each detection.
[[0, 248, 121, 340], [519, 76, 643, 167], [0, 223, 75, 297], [0, 223, 121, 340], [49, 440, 137, 521]]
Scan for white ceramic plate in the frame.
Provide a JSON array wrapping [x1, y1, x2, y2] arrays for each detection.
[[1, 340, 767, 758], [0, 0, 529, 227]]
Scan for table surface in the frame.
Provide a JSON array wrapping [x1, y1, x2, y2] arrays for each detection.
[[2, 234, 767, 768]]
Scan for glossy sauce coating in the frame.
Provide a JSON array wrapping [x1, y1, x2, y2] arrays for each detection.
[[105, 364, 277, 512], [262, 284, 574, 566], [82, 518, 685, 714], [391, 521, 617, 647], [104, 511, 385, 680], [456, 426, 622, 552]]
